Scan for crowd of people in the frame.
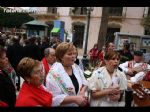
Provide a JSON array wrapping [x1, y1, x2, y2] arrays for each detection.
[[0, 31, 150, 107]]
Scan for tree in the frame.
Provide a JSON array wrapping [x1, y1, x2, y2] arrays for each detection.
[[97, 7, 109, 51], [0, 7, 34, 28], [141, 16, 150, 35]]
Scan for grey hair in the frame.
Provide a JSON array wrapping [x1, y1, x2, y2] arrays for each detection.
[[44, 48, 51, 57]]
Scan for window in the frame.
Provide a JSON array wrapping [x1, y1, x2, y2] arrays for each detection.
[[109, 7, 123, 16], [106, 28, 120, 42], [144, 29, 150, 35], [47, 7, 57, 14], [72, 25, 85, 48], [71, 7, 87, 15]]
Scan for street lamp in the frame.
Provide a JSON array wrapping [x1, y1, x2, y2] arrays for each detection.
[[82, 7, 94, 69], [83, 7, 94, 58]]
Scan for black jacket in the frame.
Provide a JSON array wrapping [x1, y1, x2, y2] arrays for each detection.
[[7, 42, 25, 70], [0, 70, 16, 107], [24, 44, 42, 61]]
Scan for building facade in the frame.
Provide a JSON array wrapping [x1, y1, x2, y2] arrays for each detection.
[[30, 7, 150, 55]]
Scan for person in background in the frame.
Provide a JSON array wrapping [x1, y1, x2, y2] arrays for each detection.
[[119, 51, 150, 83], [118, 43, 133, 64], [89, 43, 99, 67], [7, 36, 25, 91], [24, 37, 42, 61], [74, 48, 84, 71], [0, 45, 16, 107], [119, 51, 150, 107], [46, 42, 88, 107], [40, 37, 50, 59], [41, 48, 56, 85], [98, 42, 115, 67], [88, 51, 127, 106], [105, 42, 115, 52], [16, 57, 52, 107]]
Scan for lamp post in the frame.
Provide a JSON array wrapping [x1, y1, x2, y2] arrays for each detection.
[[82, 7, 94, 69], [83, 7, 94, 58]]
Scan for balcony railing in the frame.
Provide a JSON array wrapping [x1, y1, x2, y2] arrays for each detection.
[[69, 7, 87, 18]]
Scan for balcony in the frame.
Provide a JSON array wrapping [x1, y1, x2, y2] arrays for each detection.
[[29, 10, 59, 20], [108, 7, 125, 22], [69, 7, 87, 19]]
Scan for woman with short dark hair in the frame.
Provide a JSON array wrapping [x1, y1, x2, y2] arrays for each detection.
[[88, 51, 127, 106]]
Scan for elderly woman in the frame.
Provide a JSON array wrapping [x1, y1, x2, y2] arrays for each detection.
[[0, 45, 16, 107], [88, 51, 127, 106], [15, 57, 52, 107], [46, 42, 88, 107]]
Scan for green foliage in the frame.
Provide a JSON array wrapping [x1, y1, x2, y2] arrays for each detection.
[[141, 16, 150, 35], [0, 7, 34, 28]]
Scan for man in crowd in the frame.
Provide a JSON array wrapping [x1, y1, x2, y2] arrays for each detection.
[[119, 51, 150, 82], [41, 48, 56, 85], [119, 50, 150, 107]]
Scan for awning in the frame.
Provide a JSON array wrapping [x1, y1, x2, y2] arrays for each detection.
[[51, 28, 60, 33], [24, 20, 48, 27]]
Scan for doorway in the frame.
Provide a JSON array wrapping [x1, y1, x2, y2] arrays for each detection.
[[72, 24, 85, 48], [106, 28, 120, 43]]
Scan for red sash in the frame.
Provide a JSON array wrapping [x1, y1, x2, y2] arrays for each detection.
[[42, 58, 50, 75], [42, 58, 50, 85], [15, 81, 52, 107]]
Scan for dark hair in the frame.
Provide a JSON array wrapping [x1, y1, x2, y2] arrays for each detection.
[[134, 51, 143, 56], [104, 51, 120, 60], [123, 43, 130, 50], [105, 42, 114, 51]]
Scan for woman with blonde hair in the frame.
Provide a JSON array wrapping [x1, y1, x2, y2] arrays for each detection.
[[46, 42, 88, 106]]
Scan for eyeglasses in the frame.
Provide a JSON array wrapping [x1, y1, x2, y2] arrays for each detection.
[[32, 69, 43, 75], [32, 65, 44, 75]]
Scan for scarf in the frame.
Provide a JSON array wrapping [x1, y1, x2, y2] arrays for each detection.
[[16, 81, 52, 107], [42, 58, 50, 75], [3, 64, 18, 87], [42, 57, 50, 85]]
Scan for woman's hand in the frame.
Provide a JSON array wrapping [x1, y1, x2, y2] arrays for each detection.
[[106, 86, 120, 95], [74, 95, 88, 106], [107, 86, 120, 101], [108, 92, 120, 101], [127, 68, 134, 76], [79, 91, 85, 96]]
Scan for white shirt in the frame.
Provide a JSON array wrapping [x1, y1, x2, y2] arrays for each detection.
[[88, 66, 127, 107], [119, 61, 150, 82], [46, 62, 88, 107]]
